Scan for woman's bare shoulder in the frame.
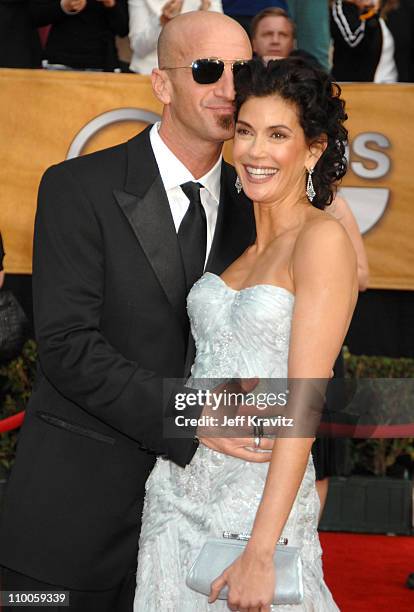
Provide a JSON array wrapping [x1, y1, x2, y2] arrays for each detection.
[[295, 210, 353, 256], [290, 211, 357, 289]]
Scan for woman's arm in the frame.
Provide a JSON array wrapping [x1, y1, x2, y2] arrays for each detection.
[[209, 218, 358, 609], [328, 194, 370, 290]]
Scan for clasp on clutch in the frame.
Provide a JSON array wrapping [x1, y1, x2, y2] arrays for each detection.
[[223, 531, 288, 546]]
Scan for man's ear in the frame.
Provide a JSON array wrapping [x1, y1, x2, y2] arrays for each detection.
[[306, 134, 328, 168], [151, 68, 172, 105]]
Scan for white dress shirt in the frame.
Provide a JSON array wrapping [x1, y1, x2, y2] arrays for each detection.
[[374, 18, 398, 83], [149, 122, 221, 266]]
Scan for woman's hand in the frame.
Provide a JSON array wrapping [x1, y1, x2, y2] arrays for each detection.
[[209, 546, 275, 611]]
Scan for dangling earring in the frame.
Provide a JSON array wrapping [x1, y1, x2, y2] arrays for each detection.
[[306, 168, 316, 202], [235, 176, 242, 194]]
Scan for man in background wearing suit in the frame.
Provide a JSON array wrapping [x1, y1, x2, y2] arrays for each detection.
[[0, 11, 273, 612]]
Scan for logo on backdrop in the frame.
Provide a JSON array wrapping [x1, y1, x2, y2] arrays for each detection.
[[66, 108, 162, 159], [68, 113, 391, 235], [341, 132, 391, 234]]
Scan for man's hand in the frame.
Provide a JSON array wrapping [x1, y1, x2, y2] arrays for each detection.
[[196, 377, 258, 436], [199, 0, 211, 9], [193, 376, 327, 448], [199, 435, 274, 462], [61, 0, 86, 14], [195, 378, 276, 461]]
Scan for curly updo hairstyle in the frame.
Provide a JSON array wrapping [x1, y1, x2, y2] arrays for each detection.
[[234, 58, 348, 210]]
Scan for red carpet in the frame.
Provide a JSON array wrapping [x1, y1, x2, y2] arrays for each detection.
[[320, 532, 414, 611]]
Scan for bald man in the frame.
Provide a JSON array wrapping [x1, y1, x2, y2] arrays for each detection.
[[0, 11, 266, 612]]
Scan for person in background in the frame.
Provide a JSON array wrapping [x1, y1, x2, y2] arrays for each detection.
[[384, 0, 414, 82], [287, 0, 331, 71], [0, 235, 34, 337], [30, 0, 129, 72], [128, 1, 223, 74], [332, 0, 414, 83], [329, 195, 369, 292], [222, 0, 288, 35], [251, 7, 326, 70], [314, 193, 369, 517], [0, 233, 4, 289], [0, 234, 29, 364], [0, 232, 4, 403], [330, 0, 399, 82], [0, 0, 42, 68], [251, 6, 295, 61]]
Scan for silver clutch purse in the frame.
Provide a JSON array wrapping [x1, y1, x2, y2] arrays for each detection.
[[186, 532, 304, 605]]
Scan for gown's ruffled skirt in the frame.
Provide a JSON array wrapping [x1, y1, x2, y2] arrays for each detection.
[[134, 446, 339, 611], [134, 274, 340, 611]]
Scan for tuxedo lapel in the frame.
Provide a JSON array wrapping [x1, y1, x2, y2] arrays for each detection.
[[114, 128, 187, 333]]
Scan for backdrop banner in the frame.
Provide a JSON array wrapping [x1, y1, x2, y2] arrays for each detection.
[[0, 70, 413, 289]]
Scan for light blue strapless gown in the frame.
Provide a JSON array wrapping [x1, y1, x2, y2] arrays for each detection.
[[134, 272, 339, 611]]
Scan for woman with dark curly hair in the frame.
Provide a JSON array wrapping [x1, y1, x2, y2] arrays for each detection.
[[205, 57, 357, 610], [134, 57, 357, 611]]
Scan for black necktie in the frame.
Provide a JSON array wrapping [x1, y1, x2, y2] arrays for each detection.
[[178, 182, 207, 293]]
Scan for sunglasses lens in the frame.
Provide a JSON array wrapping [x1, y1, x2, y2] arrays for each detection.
[[232, 61, 248, 78], [192, 59, 224, 84]]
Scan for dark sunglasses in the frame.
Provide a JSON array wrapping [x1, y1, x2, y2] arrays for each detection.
[[160, 58, 248, 84]]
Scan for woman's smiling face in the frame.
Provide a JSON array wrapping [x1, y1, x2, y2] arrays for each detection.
[[233, 94, 316, 206]]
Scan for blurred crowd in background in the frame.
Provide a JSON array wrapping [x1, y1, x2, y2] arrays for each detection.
[[0, 0, 413, 82]]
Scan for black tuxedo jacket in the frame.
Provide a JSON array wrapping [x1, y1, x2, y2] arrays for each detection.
[[0, 127, 255, 589]]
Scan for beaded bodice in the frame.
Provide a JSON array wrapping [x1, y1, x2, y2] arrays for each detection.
[[187, 272, 295, 380]]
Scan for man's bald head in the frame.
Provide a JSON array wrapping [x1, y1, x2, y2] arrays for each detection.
[[152, 11, 252, 158], [157, 11, 251, 68]]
